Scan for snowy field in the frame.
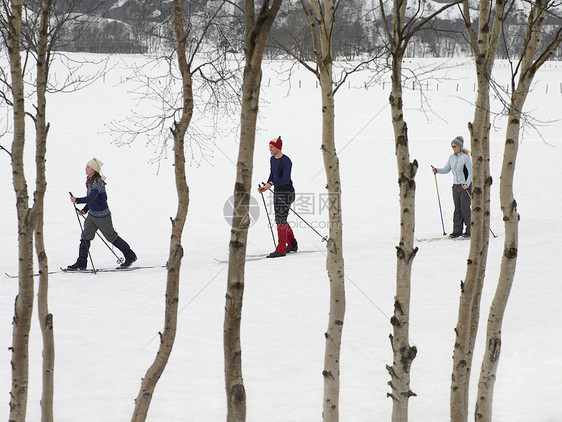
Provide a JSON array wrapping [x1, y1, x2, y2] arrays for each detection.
[[1, 54, 561, 421]]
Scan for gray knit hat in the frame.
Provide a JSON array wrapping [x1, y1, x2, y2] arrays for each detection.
[[451, 136, 464, 148]]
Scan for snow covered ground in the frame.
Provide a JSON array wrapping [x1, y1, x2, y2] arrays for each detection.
[[1, 54, 561, 421]]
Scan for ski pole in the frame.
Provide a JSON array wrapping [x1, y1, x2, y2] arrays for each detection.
[[431, 166, 447, 236], [464, 189, 497, 238], [69, 192, 97, 273], [258, 184, 277, 249], [78, 213, 124, 264], [267, 186, 328, 242]]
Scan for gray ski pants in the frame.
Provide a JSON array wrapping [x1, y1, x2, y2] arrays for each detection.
[[452, 183, 471, 235], [81, 214, 119, 243]]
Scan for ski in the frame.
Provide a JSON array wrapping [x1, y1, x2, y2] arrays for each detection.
[[4, 265, 165, 278], [416, 236, 469, 242], [59, 265, 165, 274], [215, 250, 320, 263], [5, 269, 65, 279], [245, 250, 319, 257], [416, 236, 447, 242], [214, 256, 267, 263]]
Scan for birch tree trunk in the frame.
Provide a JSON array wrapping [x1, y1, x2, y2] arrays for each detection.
[[451, 2, 504, 421], [298, 2, 346, 420], [224, 2, 282, 421], [475, 3, 562, 420], [34, 2, 55, 421], [130, 1, 191, 419], [319, 80, 345, 422], [388, 46, 418, 422], [7, 1, 36, 420], [376, 2, 464, 418], [317, 40, 346, 422], [474, 93, 522, 422], [379, 1, 419, 420]]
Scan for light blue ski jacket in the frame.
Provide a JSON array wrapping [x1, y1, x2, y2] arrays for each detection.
[[435, 152, 472, 185]]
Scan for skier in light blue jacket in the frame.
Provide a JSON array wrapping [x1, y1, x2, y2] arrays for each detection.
[[432, 136, 472, 238]]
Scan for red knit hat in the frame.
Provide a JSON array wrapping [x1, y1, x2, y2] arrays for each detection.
[[269, 136, 282, 150]]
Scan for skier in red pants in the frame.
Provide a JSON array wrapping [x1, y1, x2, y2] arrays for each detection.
[[257, 136, 298, 258]]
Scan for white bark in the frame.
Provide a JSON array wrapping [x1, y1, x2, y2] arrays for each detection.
[[299, 2, 346, 420], [224, 2, 282, 421], [475, 2, 561, 420], [451, 2, 504, 420], [130, 1, 191, 419], [376, 1, 464, 419], [35, 2, 55, 421], [382, 2, 419, 420], [7, 1, 35, 420]]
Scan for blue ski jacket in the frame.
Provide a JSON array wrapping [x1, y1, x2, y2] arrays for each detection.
[[435, 152, 472, 186], [267, 154, 293, 187], [76, 178, 111, 218]]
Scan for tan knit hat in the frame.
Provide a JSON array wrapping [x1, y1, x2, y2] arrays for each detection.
[[87, 157, 106, 181]]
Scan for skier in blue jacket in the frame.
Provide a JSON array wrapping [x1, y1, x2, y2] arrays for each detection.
[[257, 137, 298, 257], [433, 136, 472, 238], [67, 158, 137, 270]]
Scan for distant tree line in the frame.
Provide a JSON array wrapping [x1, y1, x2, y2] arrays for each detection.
[[20, 0, 562, 59]]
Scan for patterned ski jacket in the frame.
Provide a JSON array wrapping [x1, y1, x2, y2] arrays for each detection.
[[76, 178, 111, 218], [435, 152, 472, 186]]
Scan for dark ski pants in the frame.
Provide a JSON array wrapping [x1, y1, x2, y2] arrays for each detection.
[[273, 187, 295, 225], [452, 183, 471, 235], [74, 214, 135, 267]]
